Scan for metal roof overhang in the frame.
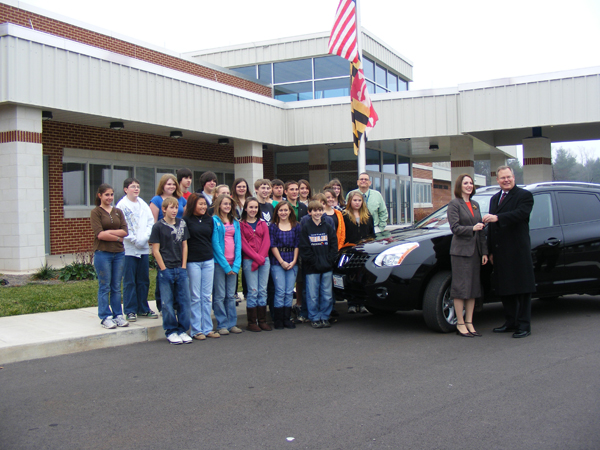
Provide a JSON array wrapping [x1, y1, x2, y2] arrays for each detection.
[[2, 24, 600, 161]]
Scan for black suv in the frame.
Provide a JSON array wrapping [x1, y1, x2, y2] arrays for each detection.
[[332, 182, 600, 332]]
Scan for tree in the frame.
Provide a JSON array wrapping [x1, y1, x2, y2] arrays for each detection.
[[552, 147, 579, 181], [575, 147, 600, 183], [507, 159, 523, 184]]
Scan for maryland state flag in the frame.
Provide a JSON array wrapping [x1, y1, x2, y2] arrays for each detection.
[[328, 0, 378, 155], [350, 61, 378, 155]]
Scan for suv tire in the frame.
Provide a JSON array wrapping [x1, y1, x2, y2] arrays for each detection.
[[422, 271, 455, 333]]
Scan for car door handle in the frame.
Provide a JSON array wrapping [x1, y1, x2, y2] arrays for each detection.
[[544, 237, 561, 247]]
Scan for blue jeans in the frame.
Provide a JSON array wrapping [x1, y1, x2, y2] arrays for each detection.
[[305, 271, 334, 322], [213, 263, 238, 330], [188, 259, 215, 337], [272, 264, 298, 308], [243, 258, 270, 308], [157, 267, 191, 337], [123, 254, 151, 315], [94, 250, 125, 321]]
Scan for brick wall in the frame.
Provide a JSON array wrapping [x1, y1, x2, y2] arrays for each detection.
[[433, 181, 452, 210], [42, 121, 234, 255], [413, 167, 433, 180], [0, 3, 271, 97], [263, 150, 275, 181]]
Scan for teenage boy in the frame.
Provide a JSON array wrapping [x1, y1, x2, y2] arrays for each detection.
[[300, 200, 338, 328], [284, 180, 308, 221], [116, 178, 158, 321], [149, 197, 192, 345], [254, 178, 275, 223], [195, 171, 218, 206], [177, 168, 193, 200], [271, 179, 285, 205]]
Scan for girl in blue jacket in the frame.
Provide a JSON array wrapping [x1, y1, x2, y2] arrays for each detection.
[[212, 194, 242, 335]]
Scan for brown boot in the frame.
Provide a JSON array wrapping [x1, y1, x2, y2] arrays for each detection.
[[246, 307, 261, 332], [257, 305, 272, 331]]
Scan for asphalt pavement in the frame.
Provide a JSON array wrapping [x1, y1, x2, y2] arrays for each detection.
[[2, 296, 600, 450]]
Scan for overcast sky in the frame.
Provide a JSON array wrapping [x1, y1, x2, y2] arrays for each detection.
[[18, 0, 600, 159]]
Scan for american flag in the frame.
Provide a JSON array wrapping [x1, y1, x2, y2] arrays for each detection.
[[328, 0, 378, 155]]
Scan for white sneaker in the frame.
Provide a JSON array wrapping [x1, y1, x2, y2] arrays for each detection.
[[179, 332, 193, 344], [167, 333, 183, 345], [101, 317, 117, 329], [114, 315, 129, 327]]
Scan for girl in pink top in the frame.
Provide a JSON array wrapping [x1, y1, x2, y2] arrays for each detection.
[[240, 197, 272, 332]]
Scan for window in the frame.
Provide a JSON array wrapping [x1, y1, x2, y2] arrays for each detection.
[[366, 149, 380, 172], [62, 163, 86, 206], [63, 159, 233, 208], [314, 55, 349, 78], [387, 72, 398, 92], [273, 59, 312, 84], [558, 192, 600, 224], [231, 66, 257, 79], [414, 182, 432, 205], [315, 78, 350, 99], [274, 82, 313, 101], [363, 57, 375, 81], [382, 152, 396, 174], [258, 64, 272, 83], [530, 193, 554, 229], [375, 64, 387, 88]]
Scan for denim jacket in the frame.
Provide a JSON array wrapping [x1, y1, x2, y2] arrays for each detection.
[[212, 215, 242, 273]]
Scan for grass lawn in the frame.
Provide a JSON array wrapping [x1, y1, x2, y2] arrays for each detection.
[[0, 267, 244, 318], [0, 269, 158, 318]]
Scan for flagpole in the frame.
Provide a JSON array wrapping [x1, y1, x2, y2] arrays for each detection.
[[355, 0, 366, 175]]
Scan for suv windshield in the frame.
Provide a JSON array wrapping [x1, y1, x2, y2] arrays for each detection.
[[414, 193, 494, 230]]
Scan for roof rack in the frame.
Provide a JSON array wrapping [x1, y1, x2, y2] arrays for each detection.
[[526, 181, 600, 189]]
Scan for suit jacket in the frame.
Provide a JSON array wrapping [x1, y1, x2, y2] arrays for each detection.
[[447, 198, 487, 257], [487, 186, 536, 295]]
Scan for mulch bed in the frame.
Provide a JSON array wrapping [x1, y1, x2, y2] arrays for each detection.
[[0, 274, 63, 287]]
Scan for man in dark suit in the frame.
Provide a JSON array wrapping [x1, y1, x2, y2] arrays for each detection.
[[483, 166, 536, 338]]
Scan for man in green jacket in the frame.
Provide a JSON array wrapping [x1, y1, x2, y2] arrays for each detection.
[[347, 172, 388, 232]]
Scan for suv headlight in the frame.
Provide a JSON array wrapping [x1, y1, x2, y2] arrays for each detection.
[[373, 242, 419, 267]]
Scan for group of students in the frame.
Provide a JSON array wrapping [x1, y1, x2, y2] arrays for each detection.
[[90, 169, 376, 345]]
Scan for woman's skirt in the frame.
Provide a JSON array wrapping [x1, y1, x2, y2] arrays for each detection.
[[450, 253, 482, 300]]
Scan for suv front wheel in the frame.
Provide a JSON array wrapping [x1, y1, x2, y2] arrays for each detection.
[[422, 271, 457, 333]]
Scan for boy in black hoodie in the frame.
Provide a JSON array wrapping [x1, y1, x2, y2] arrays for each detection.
[[300, 200, 338, 328]]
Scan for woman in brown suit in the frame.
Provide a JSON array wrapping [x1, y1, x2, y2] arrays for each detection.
[[447, 174, 488, 337]]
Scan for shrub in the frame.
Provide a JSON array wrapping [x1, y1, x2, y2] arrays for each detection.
[[31, 262, 58, 280], [59, 252, 97, 282]]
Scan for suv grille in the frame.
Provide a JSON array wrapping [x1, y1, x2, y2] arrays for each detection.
[[337, 252, 370, 269]]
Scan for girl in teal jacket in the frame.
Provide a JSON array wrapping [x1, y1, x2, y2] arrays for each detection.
[[211, 194, 242, 335]]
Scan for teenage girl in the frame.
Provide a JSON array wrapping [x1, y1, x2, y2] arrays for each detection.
[[269, 201, 301, 330], [212, 194, 243, 335], [342, 191, 375, 314], [90, 184, 129, 329], [232, 178, 251, 219], [298, 179, 312, 207], [328, 178, 346, 210], [240, 197, 272, 332]]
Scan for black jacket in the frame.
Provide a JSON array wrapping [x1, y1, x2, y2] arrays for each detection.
[[342, 212, 375, 245], [299, 219, 338, 274], [487, 186, 536, 295]]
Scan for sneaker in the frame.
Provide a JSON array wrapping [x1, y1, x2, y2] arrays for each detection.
[[192, 333, 206, 340], [101, 317, 117, 329], [114, 315, 129, 327], [359, 305, 369, 314], [206, 331, 221, 339], [138, 310, 159, 319], [321, 319, 331, 328], [179, 332, 193, 344], [218, 328, 230, 335], [311, 321, 323, 329], [167, 333, 183, 345], [229, 326, 243, 334], [126, 313, 137, 322], [348, 305, 357, 314]]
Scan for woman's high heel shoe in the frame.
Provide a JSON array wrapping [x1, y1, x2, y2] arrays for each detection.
[[456, 323, 473, 338], [465, 322, 482, 337]]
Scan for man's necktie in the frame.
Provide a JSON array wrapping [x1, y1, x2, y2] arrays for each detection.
[[499, 192, 507, 204]]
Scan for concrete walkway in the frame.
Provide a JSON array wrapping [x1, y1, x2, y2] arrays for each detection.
[[0, 300, 248, 365]]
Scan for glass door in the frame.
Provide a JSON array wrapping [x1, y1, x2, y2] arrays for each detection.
[[399, 176, 411, 224]]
